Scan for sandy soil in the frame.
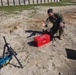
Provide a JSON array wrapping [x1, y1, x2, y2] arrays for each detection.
[[0, 5, 76, 75]]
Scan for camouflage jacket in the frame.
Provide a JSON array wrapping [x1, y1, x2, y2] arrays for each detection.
[[45, 13, 65, 27]]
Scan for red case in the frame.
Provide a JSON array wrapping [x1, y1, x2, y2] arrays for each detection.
[[34, 34, 51, 47]]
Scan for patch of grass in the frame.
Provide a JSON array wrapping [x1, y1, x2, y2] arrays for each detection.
[[62, 0, 76, 4], [62, 0, 76, 2], [0, 5, 37, 14], [61, 0, 76, 5], [0, 1, 76, 14], [29, 2, 76, 6]]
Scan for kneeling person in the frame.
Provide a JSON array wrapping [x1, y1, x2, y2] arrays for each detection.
[[43, 8, 65, 40]]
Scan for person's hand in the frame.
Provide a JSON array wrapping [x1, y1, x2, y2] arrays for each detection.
[[42, 23, 46, 27], [60, 22, 64, 27]]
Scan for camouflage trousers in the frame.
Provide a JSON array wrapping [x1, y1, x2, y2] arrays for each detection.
[[51, 24, 64, 36], [43, 24, 64, 37]]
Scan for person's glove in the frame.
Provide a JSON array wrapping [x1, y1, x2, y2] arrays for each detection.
[[45, 24, 48, 28], [42, 23, 48, 28]]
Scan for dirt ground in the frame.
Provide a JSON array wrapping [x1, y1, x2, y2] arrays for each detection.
[[0, 5, 76, 75]]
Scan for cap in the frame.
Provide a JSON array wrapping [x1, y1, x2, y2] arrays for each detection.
[[47, 8, 53, 13]]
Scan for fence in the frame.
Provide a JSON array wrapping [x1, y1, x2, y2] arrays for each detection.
[[0, 0, 60, 6]]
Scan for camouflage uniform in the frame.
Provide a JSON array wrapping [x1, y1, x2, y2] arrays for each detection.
[[45, 13, 65, 37]]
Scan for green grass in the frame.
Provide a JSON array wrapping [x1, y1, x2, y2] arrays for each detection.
[[0, 5, 37, 14], [62, 0, 76, 2], [0, 1, 76, 14]]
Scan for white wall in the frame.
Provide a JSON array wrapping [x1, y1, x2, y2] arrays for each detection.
[[0, 0, 60, 6]]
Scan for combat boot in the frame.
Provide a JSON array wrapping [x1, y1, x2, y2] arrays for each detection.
[[59, 35, 63, 40]]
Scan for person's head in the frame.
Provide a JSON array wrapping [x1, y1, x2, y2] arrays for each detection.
[[47, 8, 54, 16]]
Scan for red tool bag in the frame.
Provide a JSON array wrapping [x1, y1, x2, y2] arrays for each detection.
[[34, 34, 51, 47]]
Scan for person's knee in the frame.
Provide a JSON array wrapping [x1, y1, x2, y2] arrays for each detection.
[[59, 25, 63, 29], [59, 26, 64, 34], [59, 25, 64, 30]]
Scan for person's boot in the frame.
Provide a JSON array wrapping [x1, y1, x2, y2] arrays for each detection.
[[59, 35, 63, 40]]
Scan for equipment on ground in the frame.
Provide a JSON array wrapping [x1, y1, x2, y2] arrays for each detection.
[[34, 34, 51, 47], [0, 36, 23, 69]]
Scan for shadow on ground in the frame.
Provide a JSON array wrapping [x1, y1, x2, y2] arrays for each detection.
[[25, 30, 42, 38], [9, 63, 22, 68], [27, 41, 36, 47]]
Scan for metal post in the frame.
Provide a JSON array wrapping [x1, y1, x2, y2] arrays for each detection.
[[19, 0, 20, 5], [44, 0, 46, 3], [33, 0, 34, 4], [40, 0, 42, 3], [13, 0, 15, 5], [48, 0, 49, 3], [51, 0, 52, 2], [54, 0, 55, 2], [23, 0, 25, 4], [37, 0, 38, 4], [7, 0, 9, 6], [28, 0, 30, 4], [1, 0, 3, 6]]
